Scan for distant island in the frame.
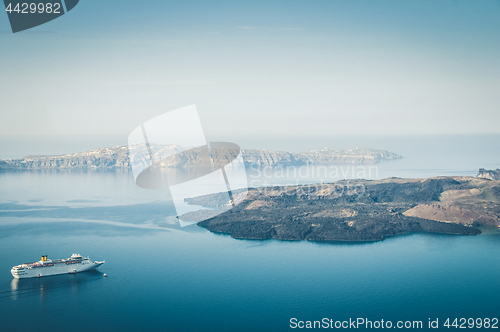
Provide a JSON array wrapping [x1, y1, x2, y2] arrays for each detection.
[[183, 171, 500, 242], [477, 168, 500, 180], [0, 145, 401, 170]]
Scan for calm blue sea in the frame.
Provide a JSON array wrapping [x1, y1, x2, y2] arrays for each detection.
[[0, 134, 499, 331]]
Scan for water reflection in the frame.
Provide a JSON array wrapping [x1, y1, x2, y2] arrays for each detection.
[[8, 270, 104, 300]]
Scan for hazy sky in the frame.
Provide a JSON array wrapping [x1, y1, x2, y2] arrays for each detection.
[[1, 0, 499, 141]]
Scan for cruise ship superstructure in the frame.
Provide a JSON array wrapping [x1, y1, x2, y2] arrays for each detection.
[[11, 254, 105, 279]]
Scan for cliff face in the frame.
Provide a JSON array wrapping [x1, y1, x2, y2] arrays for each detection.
[[0, 146, 133, 169], [241, 147, 401, 166], [477, 168, 500, 180], [0, 145, 401, 170]]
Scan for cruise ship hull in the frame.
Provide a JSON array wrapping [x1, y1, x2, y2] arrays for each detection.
[[11, 255, 105, 279]]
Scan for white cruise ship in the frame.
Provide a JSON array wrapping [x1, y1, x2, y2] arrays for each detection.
[[11, 254, 105, 279]]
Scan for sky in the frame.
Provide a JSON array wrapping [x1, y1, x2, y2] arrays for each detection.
[[0, 0, 499, 145]]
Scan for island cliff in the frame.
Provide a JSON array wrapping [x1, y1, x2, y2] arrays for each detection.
[[0, 145, 401, 170]]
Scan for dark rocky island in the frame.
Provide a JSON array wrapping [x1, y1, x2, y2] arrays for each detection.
[[185, 174, 500, 242]]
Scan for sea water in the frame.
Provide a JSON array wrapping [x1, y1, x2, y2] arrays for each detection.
[[0, 134, 499, 331]]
